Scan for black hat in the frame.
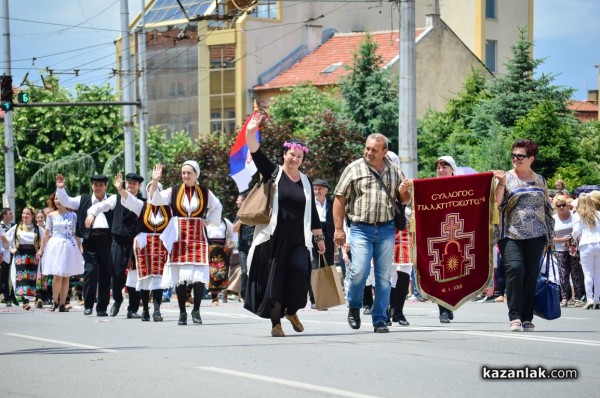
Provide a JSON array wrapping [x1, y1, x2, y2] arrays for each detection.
[[125, 173, 144, 183], [313, 178, 329, 188], [90, 175, 108, 183]]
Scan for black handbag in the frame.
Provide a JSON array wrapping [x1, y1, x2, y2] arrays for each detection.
[[534, 249, 561, 320], [368, 166, 406, 230]]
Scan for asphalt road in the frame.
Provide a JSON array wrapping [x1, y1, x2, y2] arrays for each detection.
[[0, 297, 598, 398]]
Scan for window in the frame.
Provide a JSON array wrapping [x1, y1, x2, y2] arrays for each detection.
[[321, 62, 343, 74], [485, 40, 497, 73], [485, 0, 497, 19], [209, 45, 236, 134], [250, 0, 278, 19]]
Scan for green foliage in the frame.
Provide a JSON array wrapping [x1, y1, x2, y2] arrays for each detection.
[[268, 84, 342, 138], [8, 75, 122, 209], [339, 33, 399, 150], [549, 163, 600, 194], [418, 29, 586, 182]]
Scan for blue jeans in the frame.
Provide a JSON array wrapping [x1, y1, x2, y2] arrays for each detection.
[[347, 221, 395, 325]]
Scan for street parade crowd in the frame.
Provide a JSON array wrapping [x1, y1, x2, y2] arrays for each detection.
[[1, 127, 600, 336]]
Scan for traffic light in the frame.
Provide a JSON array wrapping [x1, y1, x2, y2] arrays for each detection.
[[1, 75, 13, 111], [17, 92, 30, 103]]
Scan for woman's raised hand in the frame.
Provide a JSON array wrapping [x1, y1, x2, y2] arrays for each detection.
[[56, 174, 65, 189], [152, 163, 163, 182], [246, 112, 264, 135]]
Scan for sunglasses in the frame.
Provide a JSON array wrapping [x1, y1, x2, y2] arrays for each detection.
[[511, 153, 529, 160], [556, 204, 567, 208]]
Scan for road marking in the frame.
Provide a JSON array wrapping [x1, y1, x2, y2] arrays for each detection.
[[6, 333, 118, 353], [198, 366, 380, 398], [399, 327, 600, 347]]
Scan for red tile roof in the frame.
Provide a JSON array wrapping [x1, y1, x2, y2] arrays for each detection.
[[568, 100, 598, 112], [254, 30, 425, 90]]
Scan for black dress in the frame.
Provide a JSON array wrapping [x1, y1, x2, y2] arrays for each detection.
[[244, 148, 321, 318]]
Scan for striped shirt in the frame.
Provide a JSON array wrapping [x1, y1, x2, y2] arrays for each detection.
[[334, 157, 405, 224]]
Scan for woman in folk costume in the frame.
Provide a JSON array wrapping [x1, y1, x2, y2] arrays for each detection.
[[149, 161, 223, 326], [5, 207, 43, 311], [243, 113, 326, 337], [389, 206, 413, 327], [116, 174, 172, 322], [206, 218, 236, 305]]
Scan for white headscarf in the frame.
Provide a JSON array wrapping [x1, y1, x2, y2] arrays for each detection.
[[182, 160, 200, 177], [437, 156, 457, 174]]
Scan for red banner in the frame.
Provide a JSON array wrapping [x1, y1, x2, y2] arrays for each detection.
[[411, 172, 496, 310]]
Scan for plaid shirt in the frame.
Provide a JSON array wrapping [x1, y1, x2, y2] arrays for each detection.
[[334, 157, 405, 224]]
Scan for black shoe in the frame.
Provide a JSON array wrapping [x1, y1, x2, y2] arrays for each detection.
[[153, 311, 163, 322], [363, 306, 372, 315], [110, 301, 122, 317], [191, 309, 202, 324], [374, 322, 389, 333], [59, 304, 68, 312], [397, 315, 410, 326], [97, 310, 108, 317], [141, 311, 150, 321], [448, 310, 454, 320], [50, 302, 58, 312], [162, 298, 170, 303], [127, 311, 141, 319], [439, 312, 450, 323], [178, 312, 187, 325], [83, 308, 93, 315], [347, 308, 361, 330]]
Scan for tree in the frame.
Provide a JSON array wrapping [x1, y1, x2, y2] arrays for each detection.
[[268, 83, 342, 138], [339, 33, 399, 150]]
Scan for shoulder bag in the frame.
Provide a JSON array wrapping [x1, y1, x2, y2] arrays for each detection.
[[236, 167, 278, 226], [368, 166, 406, 231], [534, 249, 561, 320]]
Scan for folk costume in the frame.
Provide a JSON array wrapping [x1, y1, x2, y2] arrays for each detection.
[[120, 188, 171, 321], [389, 208, 412, 326], [206, 218, 235, 304], [6, 222, 43, 308], [243, 148, 321, 323], [1, 220, 16, 306], [149, 173, 222, 325], [56, 175, 113, 316], [87, 173, 145, 318]]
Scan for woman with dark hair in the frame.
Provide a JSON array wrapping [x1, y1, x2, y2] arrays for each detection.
[[6, 207, 43, 310], [495, 138, 554, 332], [243, 113, 326, 337], [37, 194, 84, 312], [149, 161, 223, 326]]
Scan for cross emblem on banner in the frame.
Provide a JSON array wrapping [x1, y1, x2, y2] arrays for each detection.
[[427, 213, 475, 283]]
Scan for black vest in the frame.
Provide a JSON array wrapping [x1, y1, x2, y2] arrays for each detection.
[[112, 195, 143, 238], [137, 202, 171, 234], [76, 195, 114, 239], [170, 183, 209, 218]]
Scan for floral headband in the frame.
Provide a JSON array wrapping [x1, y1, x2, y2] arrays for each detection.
[[283, 141, 309, 154]]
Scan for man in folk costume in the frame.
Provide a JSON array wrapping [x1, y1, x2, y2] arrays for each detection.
[[56, 174, 113, 316], [115, 174, 172, 322], [85, 172, 145, 319], [148, 161, 223, 326]]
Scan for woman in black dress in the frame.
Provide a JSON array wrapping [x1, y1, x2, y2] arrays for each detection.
[[243, 113, 326, 337]]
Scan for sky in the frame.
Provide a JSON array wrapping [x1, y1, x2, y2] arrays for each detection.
[[1, 0, 599, 101]]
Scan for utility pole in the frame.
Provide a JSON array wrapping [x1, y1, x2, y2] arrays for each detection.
[[398, 0, 418, 179], [137, 0, 148, 194], [2, 0, 15, 211], [121, 0, 135, 173]]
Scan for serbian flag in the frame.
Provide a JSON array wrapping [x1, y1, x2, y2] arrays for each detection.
[[411, 172, 497, 311], [229, 112, 260, 192]]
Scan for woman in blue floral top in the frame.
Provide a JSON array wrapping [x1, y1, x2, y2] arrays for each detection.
[[37, 193, 84, 312], [495, 139, 554, 332]]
